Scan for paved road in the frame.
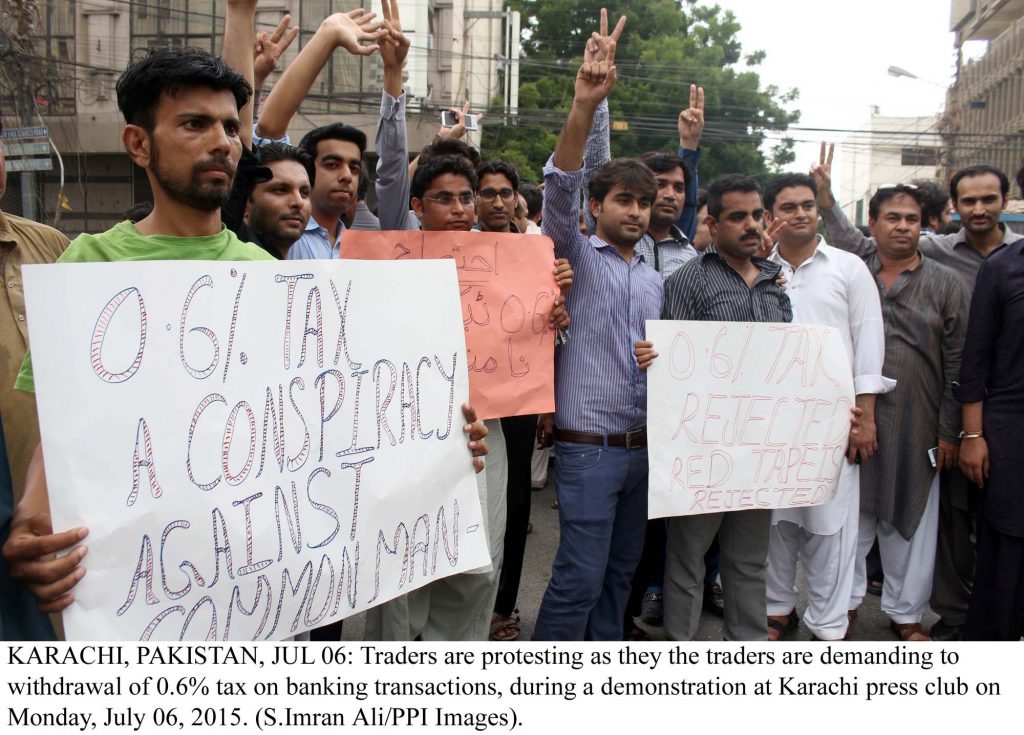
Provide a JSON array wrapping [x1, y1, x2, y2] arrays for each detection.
[[342, 474, 938, 642]]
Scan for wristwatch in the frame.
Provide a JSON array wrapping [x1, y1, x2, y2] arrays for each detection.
[[958, 430, 984, 440]]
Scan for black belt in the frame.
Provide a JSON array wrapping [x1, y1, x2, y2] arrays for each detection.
[[554, 428, 647, 449]]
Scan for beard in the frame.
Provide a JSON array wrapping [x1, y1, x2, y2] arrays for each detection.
[[248, 205, 302, 251], [151, 142, 234, 213]]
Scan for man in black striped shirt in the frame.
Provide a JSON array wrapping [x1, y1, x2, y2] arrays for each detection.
[[637, 174, 792, 641]]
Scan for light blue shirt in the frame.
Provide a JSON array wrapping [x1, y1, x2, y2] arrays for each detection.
[[288, 215, 344, 260]]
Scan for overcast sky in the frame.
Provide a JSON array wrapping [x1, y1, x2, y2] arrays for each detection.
[[712, 0, 976, 180]]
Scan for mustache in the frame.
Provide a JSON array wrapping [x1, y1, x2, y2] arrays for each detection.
[[194, 155, 235, 175]]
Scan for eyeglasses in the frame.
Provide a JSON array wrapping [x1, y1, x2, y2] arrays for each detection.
[[423, 192, 476, 208], [878, 183, 919, 191], [478, 188, 516, 203]]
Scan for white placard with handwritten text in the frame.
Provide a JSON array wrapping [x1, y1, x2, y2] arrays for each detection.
[[646, 321, 855, 519], [24, 260, 488, 640]]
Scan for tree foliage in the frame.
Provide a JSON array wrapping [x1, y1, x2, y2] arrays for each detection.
[[483, 0, 800, 184]]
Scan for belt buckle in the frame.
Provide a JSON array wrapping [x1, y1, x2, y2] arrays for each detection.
[[625, 429, 642, 449]]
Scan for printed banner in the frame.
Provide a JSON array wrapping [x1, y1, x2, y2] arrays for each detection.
[[646, 321, 856, 518], [23, 260, 488, 641], [343, 230, 557, 420]]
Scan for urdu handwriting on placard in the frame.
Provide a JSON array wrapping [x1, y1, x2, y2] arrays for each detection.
[[343, 230, 557, 419]]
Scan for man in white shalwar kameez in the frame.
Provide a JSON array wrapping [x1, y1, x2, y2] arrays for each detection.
[[763, 174, 895, 641]]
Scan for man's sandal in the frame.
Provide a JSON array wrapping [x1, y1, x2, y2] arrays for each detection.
[[490, 614, 521, 641], [890, 621, 931, 642], [767, 610, 800, 641]]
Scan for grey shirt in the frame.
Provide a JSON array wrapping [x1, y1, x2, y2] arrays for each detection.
[[859, 254, 970, 539], [636, 225, 698, 280], [821, 205, 1019, 289]]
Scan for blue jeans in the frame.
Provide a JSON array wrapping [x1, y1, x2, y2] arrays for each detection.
[[533, 441, 648, 640]]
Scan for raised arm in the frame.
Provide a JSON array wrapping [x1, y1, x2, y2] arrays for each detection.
[[675, 84, 704, 240], [544, 21, 619, 261], [577, 10, 624, 236], [812, 142, 878, 259], [256, 10, 385, 140], [223, 0, 257, 150], [375, 0, 412, 232], [408, 101, 482, 184], [253, 14, 300, 105]]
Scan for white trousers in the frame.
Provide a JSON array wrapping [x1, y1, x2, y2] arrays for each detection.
[[850, 473, 940, 624], [364, 419, 507, 640], [766, 482, 860, 640], [531, 444, 550, 488]]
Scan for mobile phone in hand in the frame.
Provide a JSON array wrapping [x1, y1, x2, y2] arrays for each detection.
[[441, 110, 477, 131]]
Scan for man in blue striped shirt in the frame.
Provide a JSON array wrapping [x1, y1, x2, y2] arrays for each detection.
[[532, 32, 664, 641]]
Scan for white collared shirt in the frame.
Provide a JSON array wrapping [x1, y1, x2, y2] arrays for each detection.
[[769, 237, 896, 534]]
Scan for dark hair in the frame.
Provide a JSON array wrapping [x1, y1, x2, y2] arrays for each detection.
[[706, 174, 761, 218], [411, 155, 478, 199], [255, 142, 315, 187], [763, 173, 818, 213], [948, 165, 1009, 204], [116, 47, 251, 131], [419, 137, 480, 167], [588, 158, 657, 205], [640, 152, 692, 190], [124, 202, 154, 223], [520, 183, 543, 219], [868, 184, 924, 220], [1016, 164, 1024, 199], [298, 123, 367, 160], [357, 170, 369, 200], [476, 159, 520, 192], [909, 178, 949, 228], [695, 188, 708, 212]]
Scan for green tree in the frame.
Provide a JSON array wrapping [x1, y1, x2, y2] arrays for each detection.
[[483, 0, 799, 184]]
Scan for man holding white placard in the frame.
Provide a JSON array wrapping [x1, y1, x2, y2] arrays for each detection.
[[763, 173, 895, 641], [637, 174, 791, 641], [2, 46, 490, 630]]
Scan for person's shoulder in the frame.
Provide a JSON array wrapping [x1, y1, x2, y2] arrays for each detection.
[[922, 255, 970, 297], [988, 236, 1024, 264], [919, 229, 960, 254], [819, 241, 873, 278], [221, 229, 277, 261], [665, 250, 704, 288], [2, 211, 70, 252], [57, 221, 132, 263]]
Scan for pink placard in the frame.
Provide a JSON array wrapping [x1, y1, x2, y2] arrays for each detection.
[[344, 230, 557, 419]]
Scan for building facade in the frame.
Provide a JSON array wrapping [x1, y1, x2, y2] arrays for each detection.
[[0, 0, 520, 235], [944, 0, 1024, 188], [839, 113, 943, 226]]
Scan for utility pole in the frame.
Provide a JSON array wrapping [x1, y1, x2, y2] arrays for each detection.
[[2, 0, 41, 220], [19, 63, 37, 221]]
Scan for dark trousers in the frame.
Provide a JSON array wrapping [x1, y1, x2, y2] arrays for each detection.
[[930, 469, 976, 626], [310, 621, 343, 640], [494, 415, 537, 617], [963, 511, 1024, 641], [623, 519, 667, 632]]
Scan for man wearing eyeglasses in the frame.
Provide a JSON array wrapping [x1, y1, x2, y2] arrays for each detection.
[[473, 161, 521, 234]]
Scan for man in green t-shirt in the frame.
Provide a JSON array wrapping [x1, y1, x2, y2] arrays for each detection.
[[2, 46, 489, 618]]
